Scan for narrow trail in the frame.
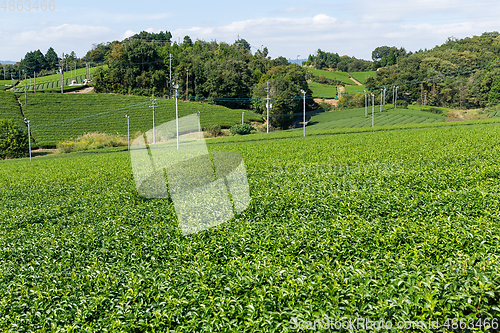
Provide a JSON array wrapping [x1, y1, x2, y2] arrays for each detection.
[[347, 73, 363, 86], [14, 94, 36, 144]]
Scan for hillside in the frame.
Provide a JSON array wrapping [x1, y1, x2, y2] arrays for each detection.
[[4, 93, 259, 147]]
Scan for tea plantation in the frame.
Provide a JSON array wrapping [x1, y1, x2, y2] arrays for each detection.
[[0, 92, 261, 147], [1, 123, 500, 331]]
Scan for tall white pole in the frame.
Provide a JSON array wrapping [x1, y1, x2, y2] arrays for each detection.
[[364, 90, 367, 117], [266, 81, 269, 134], [150, 94, 157, 144], [176, 86, 179, 149], [34, 71, 36, 94], [242, 111, 244, 125], [198, 111, 201, 140], [125, 115, 130, 150], [301, 89, 306, 137], [395, 86, 399, 108], [371, 94, 374, 127], [380, 91, 382, 112]]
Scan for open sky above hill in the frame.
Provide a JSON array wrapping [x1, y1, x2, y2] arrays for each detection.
[[1, 0, 499, 62]]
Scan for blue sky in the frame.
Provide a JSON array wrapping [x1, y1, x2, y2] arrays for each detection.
[[1, 0, 499, 62]]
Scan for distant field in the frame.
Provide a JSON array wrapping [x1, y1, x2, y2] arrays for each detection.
[[308, 82, 337, 98], [16, 66, 102, 86], [308, 68, 354, 85], [17, 93, 261, 147], [350, 71, 377, 84], [344, 85, 366, 94], [307, 106, 446, 130]]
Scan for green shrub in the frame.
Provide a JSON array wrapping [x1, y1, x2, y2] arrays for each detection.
[[206, 125, 223, 137], [397, 100, 409, 109], [421, 107, 443, 114], [229, 123, 255, 135], [57, 132, 127, 153], [0, 119, 29, 159]]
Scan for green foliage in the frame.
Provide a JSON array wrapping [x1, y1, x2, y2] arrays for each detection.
[[0, 119, 28, 159], [307, 82, 337, 98], [229, 123, 254, 135], [206, 124, 223, 137], [1, 125, 500, 329], [56, 132, 128, 153], [367, 33, 500, 108], [305, 49, 372, 71], [0, 92, 23, 126], [307, 106, 446, 130], [18, 93, 260, 147]]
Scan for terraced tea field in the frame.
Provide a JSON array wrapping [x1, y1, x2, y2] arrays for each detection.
[[307, 82, 338, 98], [0, 92, 261, 147], [307, 106, 446, 130], [1, 124, 500, 331]]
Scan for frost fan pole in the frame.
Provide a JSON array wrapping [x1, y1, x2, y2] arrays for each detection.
[[301, 89, 306, 137], [364, 90, 367, 117], [198, 111, 201, 140], [24, 118, 31, 161], [149, 94, 158, 144], [371, 94, 375, 127], [242, 112, 244, 125], [125, 115, 130, 150]]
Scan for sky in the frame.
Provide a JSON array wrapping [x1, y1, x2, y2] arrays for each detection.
[[1, 0, 500, 62]]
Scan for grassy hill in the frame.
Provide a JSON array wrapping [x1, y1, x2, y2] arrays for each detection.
[[0, 92, 24, 126], [307, 82, 337, 98], [9, 93, 260, 147], [307, 105, 446, 130], [349, 71, 376, 84], [13, 66, 104, 92], [308, 68, 355, 85]]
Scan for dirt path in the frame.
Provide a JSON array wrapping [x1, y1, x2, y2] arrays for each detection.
[[69, 86, 94, 93], [348, 73, 363, 86], [314, 98, 338, 107]]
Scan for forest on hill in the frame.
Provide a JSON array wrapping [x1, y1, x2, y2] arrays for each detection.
[[364, 32, 500, 108]]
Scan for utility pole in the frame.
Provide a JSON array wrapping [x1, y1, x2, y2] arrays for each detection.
[[125, 115, 130, 150], [34, 71, 36, 94], [395, 86, 399, 108], [380, 91, 382, 112], [301, 89, 306, 137], [24, 118, 31, 161], [59, 53, 64, 93], [266, 81, 270, 133], [149, 93, 158, 144], [242, 111, 244, 125], [168, 54, 173, 98], [186, 69, 189, 101], [197, 111, 201, 140], [364, 90, 367, 117], [371, 93, 375, 127], [174, 84, 179, 149], [24, 71, 27, 106], [424, 92, 427, 106]]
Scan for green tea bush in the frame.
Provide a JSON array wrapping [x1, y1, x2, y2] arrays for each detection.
[[206, 124, 223, 137], [0, 119, 28, 159], [56, 132, 127, 153], [229, 123, 255, 135]]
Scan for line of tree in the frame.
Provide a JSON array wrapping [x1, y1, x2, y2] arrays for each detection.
[[92, 31, 313, 129], [303, 49, 372, 72]]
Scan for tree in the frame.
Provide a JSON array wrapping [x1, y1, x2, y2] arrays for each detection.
[[183, 36, 193, 46], [0, 119, 28, 159], [45, 47, 58, 71]]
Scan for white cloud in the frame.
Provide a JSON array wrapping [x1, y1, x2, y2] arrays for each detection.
[[2, 24, 115, 59]]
